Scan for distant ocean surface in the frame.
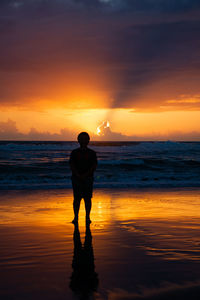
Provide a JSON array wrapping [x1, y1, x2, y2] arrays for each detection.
[[0, 141, 200, 190]]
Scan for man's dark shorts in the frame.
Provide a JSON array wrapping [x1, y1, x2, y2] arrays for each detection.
[[71, 175, 94, 199]]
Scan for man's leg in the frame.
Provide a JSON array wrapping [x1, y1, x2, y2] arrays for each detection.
[[73, 196, 82, 223], [84, 197, 92, 223]]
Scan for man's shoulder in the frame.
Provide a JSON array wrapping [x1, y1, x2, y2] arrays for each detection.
[[71, 147, 80, 153], [87, 148, 97, 162], [70, 148, 80, 157], [87, 147, 97, 155], [70, 147, 96, 155]]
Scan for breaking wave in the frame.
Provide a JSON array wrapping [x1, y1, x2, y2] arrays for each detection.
[[1, 141, 200, 190]]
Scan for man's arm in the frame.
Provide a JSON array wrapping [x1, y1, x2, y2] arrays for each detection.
[[69, 151, 81, 178], [81, 162, 97, 178], [69, 160, 81, 177], [80, 151, 97, 178]]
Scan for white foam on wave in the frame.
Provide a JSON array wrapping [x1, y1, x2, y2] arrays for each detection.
[[126, 141, 200, 153], [0, 142, 76, 151], [98, 158, 145, 165], [1, 141, 200, 190]]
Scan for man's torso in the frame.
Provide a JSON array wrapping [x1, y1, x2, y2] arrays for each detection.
[[69, 147, 97, 176]]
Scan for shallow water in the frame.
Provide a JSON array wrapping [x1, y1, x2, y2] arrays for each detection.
[[0, 188, 200, 299]]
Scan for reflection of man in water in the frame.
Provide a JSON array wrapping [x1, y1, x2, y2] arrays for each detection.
[[70, 223, 99, 299], [69, 132, 97, 224]]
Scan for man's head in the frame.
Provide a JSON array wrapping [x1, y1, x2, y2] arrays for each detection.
[[77, 132, 90, 148]]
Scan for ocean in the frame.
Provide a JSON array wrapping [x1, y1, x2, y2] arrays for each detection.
[[1, 142, 200, 300], [1, 140, 200, 190]]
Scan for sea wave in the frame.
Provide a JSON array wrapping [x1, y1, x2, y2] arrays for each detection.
[[1, 140, 200, 152], [1, 141, 200, 190]]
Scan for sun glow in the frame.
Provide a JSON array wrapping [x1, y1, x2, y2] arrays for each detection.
[[1, 107, 200, 141], [97, 121, 110, 136]]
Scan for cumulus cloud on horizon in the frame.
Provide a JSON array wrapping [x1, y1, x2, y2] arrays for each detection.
[[0, 119, 76, 140], [1, 119, 200, 141]]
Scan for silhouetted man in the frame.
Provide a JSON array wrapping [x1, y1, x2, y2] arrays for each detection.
[[69, 132, 97, 224]]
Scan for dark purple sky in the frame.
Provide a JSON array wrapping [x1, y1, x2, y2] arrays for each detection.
[[1, 0, 200, 111]]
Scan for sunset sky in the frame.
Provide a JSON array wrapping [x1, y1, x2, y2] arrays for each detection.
[[1, 0, 200, 140]]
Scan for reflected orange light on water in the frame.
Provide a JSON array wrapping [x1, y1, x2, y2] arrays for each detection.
[[111, 190, 200, 221], [1, 189, 200, 229], [0, 190, 112, 228], [1, 189, 200, 264]]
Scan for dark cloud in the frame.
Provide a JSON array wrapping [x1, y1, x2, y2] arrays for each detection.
[[1, 0, 200, 14], [109, 20, 200, 108], [121, 0, 200, 13], [0, 119, 75, 140], [95, 122, 200, 141], [0, 119, 22, 139], [0, 0, 200, 110]]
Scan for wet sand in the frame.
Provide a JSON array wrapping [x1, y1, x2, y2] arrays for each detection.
[[0, 188, 200, 299]]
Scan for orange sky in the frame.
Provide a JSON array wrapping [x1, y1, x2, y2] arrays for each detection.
[[1, 0, 200, 140], [1, 107, 200, 141]]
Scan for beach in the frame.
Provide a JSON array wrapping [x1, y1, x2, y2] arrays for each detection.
[[1, 188, 200, 299], [1, 0, 200, 298]]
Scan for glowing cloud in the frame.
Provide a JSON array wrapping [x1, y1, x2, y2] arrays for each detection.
[[97, 121, 110, 136]]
